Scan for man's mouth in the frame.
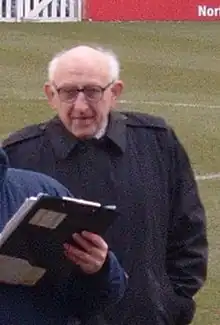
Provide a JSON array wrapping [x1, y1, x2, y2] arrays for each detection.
[[73, 116, 94, 120], [72, 116, 95, 126]]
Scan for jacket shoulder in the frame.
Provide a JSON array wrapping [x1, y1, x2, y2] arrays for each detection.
[[2, 122, 47, 148], [122, 111, 170, 130]]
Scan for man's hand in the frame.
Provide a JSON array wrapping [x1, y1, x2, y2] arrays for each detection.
[[63, 231, 108, 274]]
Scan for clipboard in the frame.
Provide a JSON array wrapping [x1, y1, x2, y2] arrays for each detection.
[[0, 195, 118, 286]]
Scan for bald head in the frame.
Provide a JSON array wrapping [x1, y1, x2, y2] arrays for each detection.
[[44, 44, 123, 139], [48, 45, 120, 84]]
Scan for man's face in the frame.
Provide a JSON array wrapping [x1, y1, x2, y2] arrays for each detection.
[[44, 55, 123, 139]]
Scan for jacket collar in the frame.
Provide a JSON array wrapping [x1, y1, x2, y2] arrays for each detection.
[[0, 148, 8, 191], [46, 112, 127, 160]]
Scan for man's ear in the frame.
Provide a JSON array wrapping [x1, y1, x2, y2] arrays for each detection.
[[110, 80, 124, 109], [44, 82, 56, 109], [111, 80, 124, 99]]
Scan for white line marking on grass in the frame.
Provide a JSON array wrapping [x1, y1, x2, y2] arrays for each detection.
[[196, 173, 220, 181], [36, 96, 220, 109], [119, 100, 220, 109]]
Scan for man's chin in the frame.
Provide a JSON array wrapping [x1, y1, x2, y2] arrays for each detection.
[[71, 126, 97, 140]]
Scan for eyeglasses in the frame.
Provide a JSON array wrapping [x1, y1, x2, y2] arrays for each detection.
[[52, 81, 114, 103]]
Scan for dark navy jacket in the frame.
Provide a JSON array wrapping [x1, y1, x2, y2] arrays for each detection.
[[3, 112, 208, 325], [0, 148, 127, 325]]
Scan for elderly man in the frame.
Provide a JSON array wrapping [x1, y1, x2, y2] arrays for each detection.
[[0, 147, 127, 325], [3, 45, 208, 325]]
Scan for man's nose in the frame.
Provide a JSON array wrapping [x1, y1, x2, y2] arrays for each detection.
[[73, 92, 88, 111]]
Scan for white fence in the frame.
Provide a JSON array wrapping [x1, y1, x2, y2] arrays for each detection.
[[0, 0, 82, 22]]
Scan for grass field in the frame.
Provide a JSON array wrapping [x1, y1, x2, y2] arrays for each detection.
[[0, 21, 220, 324]]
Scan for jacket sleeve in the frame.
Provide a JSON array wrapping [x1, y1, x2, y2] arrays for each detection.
[[165, 129, 208, 324], [24, 171, 74, 198], [63, 251, 128, 321]]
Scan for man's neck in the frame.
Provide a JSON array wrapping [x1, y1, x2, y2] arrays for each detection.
[[94, 117, 109, 139]]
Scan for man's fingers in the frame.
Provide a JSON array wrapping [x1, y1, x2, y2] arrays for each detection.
[[64, 243, 97, 265], [80, 231, 108, 250], [72, 233, 106, 260], [64, 249, 81, 265], [63, 232, 108, 274], [72, 233, 93, 253]]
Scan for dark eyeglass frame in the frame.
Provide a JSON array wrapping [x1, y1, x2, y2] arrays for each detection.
[[52, 81, 114, 103]]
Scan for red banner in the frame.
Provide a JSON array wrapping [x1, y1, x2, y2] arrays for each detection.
[[85, 0, 220, 21]]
